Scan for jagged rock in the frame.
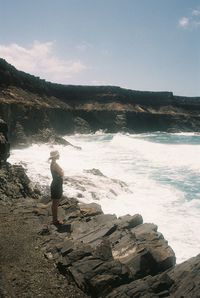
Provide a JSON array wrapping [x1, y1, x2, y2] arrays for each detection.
[[71, 258, 130, 297], [31, 128, 68, 145], [0, 119, 10, 164], [131, 223, 176, 271], [60, 242, 93, 265], [93, 239, 113, 261], [0, 133, 10, 163], [105, 254, 200, 298], [60, 239, 75, 256], [29, 128, 81, 149], [58, 240, 131, 297], [12, 122, 29, 148], [74, 117, 91, 133], [168, 253, 200, 297], [60, 196, 79, 207], [51, 196, 176, 296], [0, 118, 8, 136], [115, 113, 127, 132], [79, 202, 103, 217], [105, 272, 174, 298], [0, 163, 39, 200], [110, 223, 175, 279], [84, 168, 105, 176], [71, 214, 117, 243], [114, 214, 143, 230]]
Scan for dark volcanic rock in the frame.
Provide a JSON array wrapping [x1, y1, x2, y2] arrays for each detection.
[[58, 240, 131, 297], [114, 214, 143, 230], [0, 118, 8, 136], [106, 272, 174, 298], [0, 120, 34, 201], [12, 121, 29, 148], [74, 117, 91, 133], [48, 197, 176, 297], [33, 194, 175, 296], [106, 254, 200, 298], [0, 119, 10, 164], [0, 163, 39, 201], [31, 128, 71, 145], [168, 253, 200, 297], [109, 222, 175, 280]]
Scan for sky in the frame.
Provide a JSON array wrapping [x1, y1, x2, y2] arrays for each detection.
[[0, 0, 199, 96]]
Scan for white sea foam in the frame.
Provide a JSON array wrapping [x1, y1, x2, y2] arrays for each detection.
[[9, 132, 200, 263]]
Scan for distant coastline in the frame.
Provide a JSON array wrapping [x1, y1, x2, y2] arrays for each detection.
[[1, 57, 200, 147]]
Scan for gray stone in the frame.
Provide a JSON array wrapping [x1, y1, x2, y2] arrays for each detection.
[[79, 202, 103, 217], [106, 254, 200, 297], [60, 239, 75, 256], [93, 239, 113, 261], [0, 119, 10, 164], [115, 214, 143, 230]]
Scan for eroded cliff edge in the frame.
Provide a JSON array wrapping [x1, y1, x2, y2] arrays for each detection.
[[1, 58, 200, 146]]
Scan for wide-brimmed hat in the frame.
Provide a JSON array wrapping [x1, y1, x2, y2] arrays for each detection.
[[49, 150, 59, 159]]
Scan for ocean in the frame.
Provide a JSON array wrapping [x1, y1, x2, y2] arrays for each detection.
[[9, 132, 200, 264]]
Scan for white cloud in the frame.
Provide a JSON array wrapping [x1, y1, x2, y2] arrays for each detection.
[[178, 17, 189, 28], [76, 41, 93, 52], [0, 41, 87, 83], [178, 8, 200, 29], [192, 9, 200, 16]]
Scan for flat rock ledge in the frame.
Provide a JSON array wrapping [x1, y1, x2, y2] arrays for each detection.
[[0, 163, 200, 297]]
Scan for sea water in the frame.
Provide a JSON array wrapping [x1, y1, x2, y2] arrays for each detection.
[[9, 132, 200, 264]]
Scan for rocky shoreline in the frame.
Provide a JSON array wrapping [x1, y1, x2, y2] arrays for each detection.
[[0, 118, 200, 296], [0, 161, 200, 297]]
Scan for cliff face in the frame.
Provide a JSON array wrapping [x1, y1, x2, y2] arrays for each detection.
[[0, 58, 200, 143]]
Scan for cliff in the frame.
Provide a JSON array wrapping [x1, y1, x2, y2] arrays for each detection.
[[0, 58, 200, 144]]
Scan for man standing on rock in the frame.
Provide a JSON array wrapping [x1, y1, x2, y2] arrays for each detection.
[[49, 150, 64, 225]]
